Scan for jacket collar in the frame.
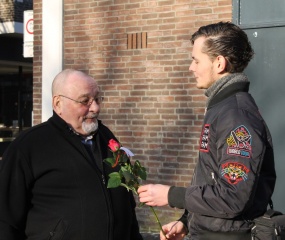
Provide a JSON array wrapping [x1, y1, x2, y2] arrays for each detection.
[[49, 111, 102, 136], [207, 82, 250, 109]]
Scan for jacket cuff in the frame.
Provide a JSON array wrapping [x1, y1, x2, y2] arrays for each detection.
[[178, 210, 189, 234], [168, 186, 186, 209]]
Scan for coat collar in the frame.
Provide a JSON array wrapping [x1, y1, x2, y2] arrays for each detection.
[[207, 82, 250, 109]]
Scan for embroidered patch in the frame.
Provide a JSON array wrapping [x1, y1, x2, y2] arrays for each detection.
[[199, 124, 210, 152], [226, 125, 252, 158], [221, 162, 249, 185]]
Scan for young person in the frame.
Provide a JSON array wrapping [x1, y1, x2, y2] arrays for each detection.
[[138, 22, 276, 240]]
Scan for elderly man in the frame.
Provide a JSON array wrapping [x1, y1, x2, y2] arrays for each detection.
[[0, 69, 143, 240]]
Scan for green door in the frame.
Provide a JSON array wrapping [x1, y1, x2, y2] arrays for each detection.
[[233, 0, 285, 212]]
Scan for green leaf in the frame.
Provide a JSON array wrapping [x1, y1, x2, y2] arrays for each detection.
[[134, 160, 147, 180], [107, 172, 122, 188], [121, 153, 129, 163], [121, 168, 135, 182], [104, 157, 115, 166], [127, 180, 139, 191], [138, 167, 147, 180], [120, 183, 137, 194], [121, 165, 131, 173]]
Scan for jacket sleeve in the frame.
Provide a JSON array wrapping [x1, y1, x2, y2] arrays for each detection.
[[0, 142, 33, 240], [182, 107, 275, 219]]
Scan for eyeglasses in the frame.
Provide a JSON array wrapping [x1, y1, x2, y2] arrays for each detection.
[[59, 95, 104, 106]]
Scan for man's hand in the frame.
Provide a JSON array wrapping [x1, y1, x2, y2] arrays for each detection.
[[160, 221, 187, 240], [137, 184, 170, 206]]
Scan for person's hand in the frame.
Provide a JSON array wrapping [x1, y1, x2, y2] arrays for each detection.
[[137, 184, 170, 206], [160, 221, 187, 240]]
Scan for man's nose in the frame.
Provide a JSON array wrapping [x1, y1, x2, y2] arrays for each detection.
[[189, 62, 194, 72], [88, 100, 100, 111]]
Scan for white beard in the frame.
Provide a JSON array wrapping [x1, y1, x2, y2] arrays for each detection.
[[82, 119, 98, 135]]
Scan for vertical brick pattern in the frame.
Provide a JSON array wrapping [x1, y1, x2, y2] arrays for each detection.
[[0, 0, 14, 22], [33, 0, 232, 234], [0, 0, 32, 23], [33, 0, 42, 126]]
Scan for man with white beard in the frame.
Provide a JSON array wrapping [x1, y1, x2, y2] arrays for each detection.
[[0, 69, 143, 240]]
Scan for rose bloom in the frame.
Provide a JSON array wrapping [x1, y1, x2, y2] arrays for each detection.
[[108, 139, 120, 152]]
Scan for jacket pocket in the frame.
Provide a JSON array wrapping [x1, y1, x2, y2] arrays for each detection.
[[48, 219, 68, 240]]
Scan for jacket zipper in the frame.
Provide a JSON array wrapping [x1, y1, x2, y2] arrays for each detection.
[[211, 172, 217, 185]]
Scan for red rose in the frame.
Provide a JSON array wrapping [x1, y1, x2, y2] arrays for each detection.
[[108, 139, 120, 152]]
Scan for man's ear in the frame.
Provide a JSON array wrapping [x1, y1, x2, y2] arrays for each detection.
[[214, 55, 227, 74], [53, 95, 62, 114]]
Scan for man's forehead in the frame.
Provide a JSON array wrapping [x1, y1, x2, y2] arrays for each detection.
[[193, 36, 206, 48], [192, 37, 207, 55]]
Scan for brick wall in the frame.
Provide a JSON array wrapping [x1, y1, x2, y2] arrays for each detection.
[[0, 0, 32, 23], [33, 0, 232, 234], [0, 0, 14, 22], [33, 0, 42, 125]]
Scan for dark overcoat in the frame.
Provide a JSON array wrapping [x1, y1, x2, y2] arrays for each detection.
[[0, 112, 142, 240]]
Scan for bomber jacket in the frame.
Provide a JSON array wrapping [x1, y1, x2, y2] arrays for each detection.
[[0, 112, 142, 240], [168, 81, 276, 238]]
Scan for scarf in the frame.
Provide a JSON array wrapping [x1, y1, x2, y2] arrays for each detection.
[[205, 73, 249, 107]]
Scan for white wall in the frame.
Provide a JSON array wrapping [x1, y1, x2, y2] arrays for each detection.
[[42, 0, 63, 122]]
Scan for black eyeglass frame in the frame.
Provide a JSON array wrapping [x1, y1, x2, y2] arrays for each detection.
[[59, 95, 104, 106]]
